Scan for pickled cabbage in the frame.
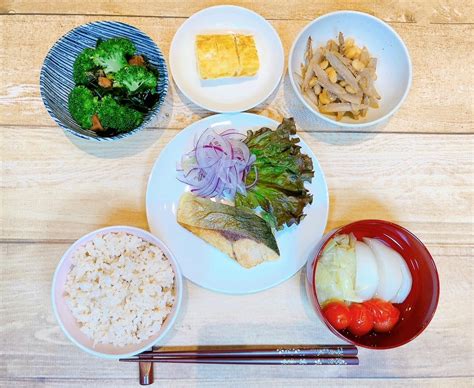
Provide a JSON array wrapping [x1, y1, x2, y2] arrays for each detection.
[[315, 234, 362, 305]]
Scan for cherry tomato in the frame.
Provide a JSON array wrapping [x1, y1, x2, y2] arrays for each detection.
[[363, 299, 400, 333], [322, 301, 351, 330], [348, 303, 374, 336]]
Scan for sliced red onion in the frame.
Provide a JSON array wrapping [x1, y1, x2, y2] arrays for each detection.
[[177, 128, 256, 199]]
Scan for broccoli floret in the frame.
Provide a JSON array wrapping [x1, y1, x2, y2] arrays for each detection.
[[100, 37, 136, 56], [97, 95, 143, 132], [68, 86, 99, 129], [92, 49, 127, 75], [73, 48, 97, 85], [92, 38, 136, 74], [114, 65, 158, 93]]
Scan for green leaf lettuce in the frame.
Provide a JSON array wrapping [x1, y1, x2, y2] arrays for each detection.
[[235, 118, 314, 230]]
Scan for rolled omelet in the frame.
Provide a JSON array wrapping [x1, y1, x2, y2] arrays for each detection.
[[195, 33, 260, 80], [195, 34, 240, 79], [177, 193, 279, 269], [234, 34, 259, 77]]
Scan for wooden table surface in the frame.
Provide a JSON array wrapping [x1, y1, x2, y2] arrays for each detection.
[[1, 1, 473, 387]]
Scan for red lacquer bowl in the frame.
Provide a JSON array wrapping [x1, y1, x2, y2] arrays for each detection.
[[306, 220, 440, 349]]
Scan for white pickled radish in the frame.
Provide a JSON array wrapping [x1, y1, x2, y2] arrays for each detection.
[[363, 238, 403, 302], [354, 241, 379, 301], [392, 256, 413, 303]]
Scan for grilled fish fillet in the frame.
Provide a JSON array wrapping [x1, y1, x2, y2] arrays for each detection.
[[177, 193, 279, 269]]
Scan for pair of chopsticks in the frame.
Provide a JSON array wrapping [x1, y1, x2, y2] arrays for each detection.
[[120, 345, 358, 385]]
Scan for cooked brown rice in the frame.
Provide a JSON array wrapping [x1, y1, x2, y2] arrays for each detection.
[[64, 232, 175, 347]]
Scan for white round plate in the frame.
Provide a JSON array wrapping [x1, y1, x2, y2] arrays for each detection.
[[146, 113, 329, 294], [169, 5, 285, 113]]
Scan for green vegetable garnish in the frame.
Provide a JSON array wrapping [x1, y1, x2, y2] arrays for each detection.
[[92, 37, 136, 74], [235, 118, 314, 230], [97, 95, 143, 133], [114, 65, 158, 93], [68, 86, 99, 129]]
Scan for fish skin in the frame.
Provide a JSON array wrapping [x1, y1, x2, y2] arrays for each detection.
[[177, 193, 280, 268]]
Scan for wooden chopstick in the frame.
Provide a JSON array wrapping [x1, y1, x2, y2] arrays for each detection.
[[129, 345, 358, 385], [126, 356, 358, 365], [136, 344, 357, 358]]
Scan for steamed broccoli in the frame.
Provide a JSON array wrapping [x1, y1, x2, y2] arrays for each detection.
[[97, 95, 143, 132], [73, 48, 97, 85], [68, 86, 99, 129], [99, 37, 136, 56], [92, 38, 136, 74], [114, 65, 158, 93]]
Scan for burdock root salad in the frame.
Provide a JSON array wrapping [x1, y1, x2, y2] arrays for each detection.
[[68, 37, 161, 137]]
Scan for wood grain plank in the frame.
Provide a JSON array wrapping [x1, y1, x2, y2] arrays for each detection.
[[1, 126, 473, 244], [1, 0, 473, 24], [0, 16, 472, 133], [1, 243, 472, 380]]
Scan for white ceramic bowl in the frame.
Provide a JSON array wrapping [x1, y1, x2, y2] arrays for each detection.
[[51, 226, 183, 359], [289, 11, 412, 128]]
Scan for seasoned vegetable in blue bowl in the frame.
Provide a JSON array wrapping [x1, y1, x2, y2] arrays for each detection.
[[40, 21, 168, 141]]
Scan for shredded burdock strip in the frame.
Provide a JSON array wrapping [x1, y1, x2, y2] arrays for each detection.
[[302, 49, 323, 91], [332, 50, 352, 67], [361, 95, 369, 117], [304, 36, 313, 66], [294, 72, 303, 88], [338, 32, 345, 48], [357, 69, 381, 99], [305, 87, 319, 110], [325, 51, 361, 93], [310, 61, 362, 104], [359, 47, 370, 66], [320, 102, 368, 113]]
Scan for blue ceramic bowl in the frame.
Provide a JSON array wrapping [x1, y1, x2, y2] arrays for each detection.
[[40, 21, 169, 141]]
